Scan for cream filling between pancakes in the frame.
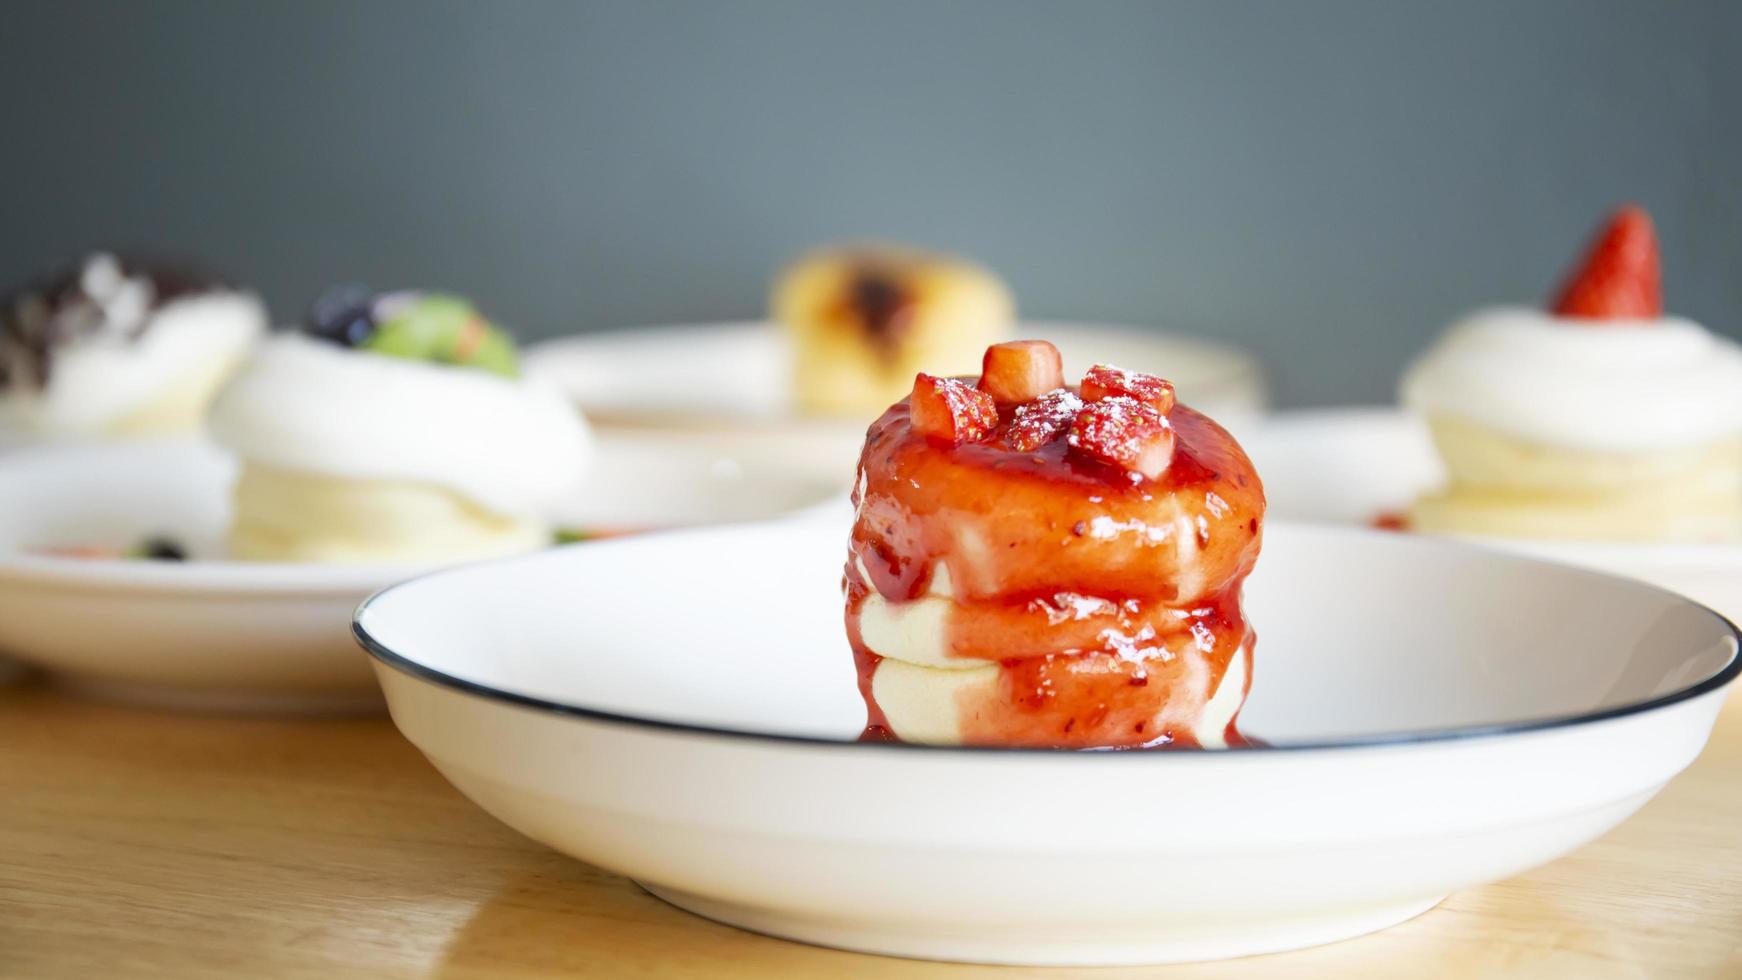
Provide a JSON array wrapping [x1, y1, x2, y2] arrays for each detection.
[[870, 637, 1248, 749], [857, 558, 1247, 746]]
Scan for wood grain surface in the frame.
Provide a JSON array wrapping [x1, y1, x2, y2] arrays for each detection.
[[3, 681, 1740, 979]]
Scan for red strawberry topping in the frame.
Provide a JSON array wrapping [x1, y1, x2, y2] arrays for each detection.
[[1080, 363, 1177, 413], [909, 373, 998, 444], [1002, 388, 1084, 452], [980, 340, 1065, 407], [1551, 205, 1662, 320], [1067, 395, 1176, 480]]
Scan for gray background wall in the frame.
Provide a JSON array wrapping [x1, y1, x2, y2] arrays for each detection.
[[3, 0, 1737, 406]]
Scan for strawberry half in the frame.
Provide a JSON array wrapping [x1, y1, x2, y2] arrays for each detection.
[[1067, 395, 1175, 480], [909, 373, 998, 444], [1551, 205, 1662, 320], [1080, 364, 1176, 413], [979, 340, 1065, 407]]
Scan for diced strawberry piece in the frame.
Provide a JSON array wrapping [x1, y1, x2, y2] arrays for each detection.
[[1067, 396, 1175, 480], [1080, 364, 1176, 413], [979, 340, 1065, 406], [1002, 388, 1083, 452], [909, 373, 998, 444], [1551, 205, 1662, 320]]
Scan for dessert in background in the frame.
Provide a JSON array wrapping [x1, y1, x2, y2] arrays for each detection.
[[773, 245, 1013, 418], [1402, 206, 1742, 543], [0, 253, 266, 439], [209, 288, 591, 563], [845, 340, 1265, 749]]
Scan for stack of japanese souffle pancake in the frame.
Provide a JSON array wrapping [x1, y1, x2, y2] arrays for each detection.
[[208, 287, 592, 564], [1402, 206, 1742, 544]]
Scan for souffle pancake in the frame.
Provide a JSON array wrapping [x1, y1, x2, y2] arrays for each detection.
[[844, 340, 1265, 749], [209, 288, 591, 563], [775, 245, 1013, 419], [1402, 206, 1742, 542]]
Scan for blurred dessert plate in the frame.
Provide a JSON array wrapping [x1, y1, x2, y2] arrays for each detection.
[[525, 321, 1265, 483], [0, 428, 35, 455], [355, 517, 1737, 965], [1245, 408, 1742, 626], [0, 437, 837, 713]]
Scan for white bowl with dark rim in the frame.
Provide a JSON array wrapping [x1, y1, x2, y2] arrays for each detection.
[[0, 438, 838, 713], [353, 517, 1739, 966]]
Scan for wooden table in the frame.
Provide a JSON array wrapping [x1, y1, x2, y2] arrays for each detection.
[[3, 681, 1740, 980]]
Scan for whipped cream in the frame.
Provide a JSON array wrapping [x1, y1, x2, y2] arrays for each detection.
[[209, 334, 591, 517], [1401, 307, 1742, 452], [1, 255, 266, 435], [853, 557, 968, 669]]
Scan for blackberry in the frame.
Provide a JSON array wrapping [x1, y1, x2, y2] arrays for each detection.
[[304, 284, 378, 348], [136, 536, 187, 561]]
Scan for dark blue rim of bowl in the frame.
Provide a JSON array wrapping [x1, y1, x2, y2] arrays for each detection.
[[352, 588, 1742, 755]]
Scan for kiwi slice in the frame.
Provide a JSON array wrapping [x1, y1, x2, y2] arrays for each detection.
[[363, 294, 519, 378]]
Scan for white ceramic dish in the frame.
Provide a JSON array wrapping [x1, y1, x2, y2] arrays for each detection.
[[0, 429, 31, 455], [0, 439, 839, 713], [528, 320, 1266, 426], [356, 518, 1738, 966], [1, 432, 54, 682], [526, 321, 1268, 488], [1244, 407, 1742, 627], [0, 432, 80, 681]]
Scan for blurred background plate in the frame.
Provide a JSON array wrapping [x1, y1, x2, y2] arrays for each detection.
[[528, 320, 1267, 428], [0, 435, 838, 714], [1242, 407, 1445, 525], [0, 429, 36, 456], [529, 321, 1267, 490]]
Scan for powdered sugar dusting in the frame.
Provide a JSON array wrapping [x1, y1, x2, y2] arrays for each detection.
[[1067, 395, 1175, 478], [938, 377, 997, 432], [1003, 387, 1082, 451], [1081, 363, 1177, 412]]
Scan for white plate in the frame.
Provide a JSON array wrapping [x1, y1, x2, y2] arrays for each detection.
[[0, 439, 839, 713], [0, 430, 31, 455], [355, 519, 1738, 965], [527, 321, 1267, 487], [1244, 407, 1742, 626], [0, 429, 81, 684]]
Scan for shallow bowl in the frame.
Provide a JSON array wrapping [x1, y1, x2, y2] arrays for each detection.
[[355, 518, 1739, 965]]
